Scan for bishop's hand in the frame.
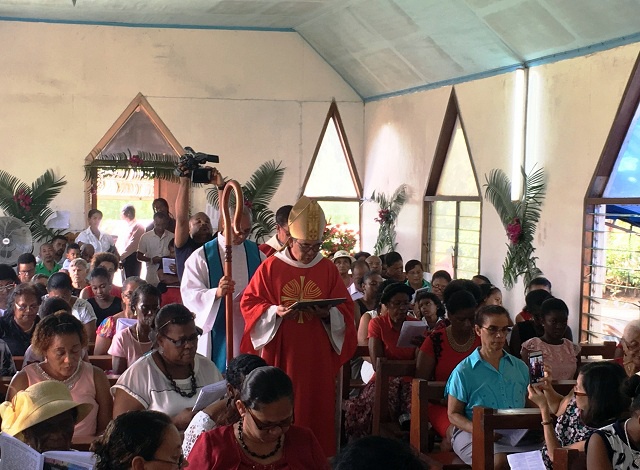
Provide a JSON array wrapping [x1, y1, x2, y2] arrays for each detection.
[[276, 305, 296, 320]]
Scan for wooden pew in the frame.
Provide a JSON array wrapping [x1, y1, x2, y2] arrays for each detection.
[[341, 345, 371, 400], [579, 341, 616, 359], [88, 355, 112, 371], [371, 358, 416, 438], [553, 447, 586, 470], [12, 356, 23, 371], [471, 406, 542, 470], [410, 379, 470, 469]]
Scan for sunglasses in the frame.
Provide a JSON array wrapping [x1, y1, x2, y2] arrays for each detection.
[[161, 331, 201, 348], [245, 407, 294, 431]]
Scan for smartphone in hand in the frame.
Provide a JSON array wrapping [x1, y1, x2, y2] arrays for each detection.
[[529, 351, 544, 384]]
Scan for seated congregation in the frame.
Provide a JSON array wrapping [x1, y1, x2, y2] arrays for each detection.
[[0, 195, 639, 470]]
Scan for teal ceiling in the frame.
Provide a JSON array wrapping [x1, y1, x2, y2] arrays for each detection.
[[2, 0, 640, 100]]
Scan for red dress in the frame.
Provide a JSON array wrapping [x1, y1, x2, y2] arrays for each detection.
[[418, 328, 481, 437], [188, 424, 329, 469], [240, 253, 357, 457]]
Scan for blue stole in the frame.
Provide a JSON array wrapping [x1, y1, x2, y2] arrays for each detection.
[[203, 238, 261, 373]]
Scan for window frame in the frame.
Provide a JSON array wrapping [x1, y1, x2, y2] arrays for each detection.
[[423, 88, 482, 276], [300, 100, 363, 242], [581, 52, 640, 342]]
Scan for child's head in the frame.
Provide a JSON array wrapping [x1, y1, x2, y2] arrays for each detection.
[[414, 291, 444, 327], [524, 289, 553, 323], [540, 297, 568, 340], [485, 286, 502, 306], [65, 243, 81, 261]]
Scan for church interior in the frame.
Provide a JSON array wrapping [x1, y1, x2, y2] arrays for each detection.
[[3, 3, 640, 465]]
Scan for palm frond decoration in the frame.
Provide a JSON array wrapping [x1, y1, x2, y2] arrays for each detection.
[[0, 169, 67, 242], [371, 184, 408, 255], [84, 150, 180, 181], [207, 160, 285, 243], [484, 166, 547, 290]]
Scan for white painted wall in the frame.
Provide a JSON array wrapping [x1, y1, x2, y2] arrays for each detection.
[[363, 44, 640, 336], [0, 21, 363, 231], [3, 19, 640, 338]]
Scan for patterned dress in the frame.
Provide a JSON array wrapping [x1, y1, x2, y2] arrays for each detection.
[[588, 420, 640, 470], [541, 397, 595, 469]]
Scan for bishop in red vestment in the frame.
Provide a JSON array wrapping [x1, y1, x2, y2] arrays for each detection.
[[240, 196, 357, 457]]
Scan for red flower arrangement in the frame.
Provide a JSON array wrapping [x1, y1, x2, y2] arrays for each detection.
[[321, 223, 358, 257], [375, 209, 391, 224], [129, 155, 143, 167], [13, 189, 32, 212], [506, 218, 522, 244]]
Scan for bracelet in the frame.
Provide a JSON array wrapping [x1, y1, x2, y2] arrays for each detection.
[[541, 420, 553, 426]]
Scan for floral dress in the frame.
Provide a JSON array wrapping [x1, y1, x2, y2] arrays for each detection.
[[541, 396, 595, 469]]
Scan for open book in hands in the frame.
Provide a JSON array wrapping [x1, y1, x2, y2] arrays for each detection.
[[0, 432, 95, 470]]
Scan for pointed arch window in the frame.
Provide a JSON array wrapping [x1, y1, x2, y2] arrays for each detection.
[[84, 93, 183, 235], [301, 101, 362, 246], [582, 54, 640, 342], [424, 90, 481, 279]]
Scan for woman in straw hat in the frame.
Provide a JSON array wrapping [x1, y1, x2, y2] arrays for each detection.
[[0, 380, 92, 452]]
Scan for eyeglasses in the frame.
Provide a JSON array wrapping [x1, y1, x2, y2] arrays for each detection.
[[573, 387, 587, 397], [294, 240, 322, 253], [15, 303, 39, 312], [246, 407, 294, 431], [161, 332, 201, 348], [481, 326, 512, 336], [18, 269, 34, 277], [150, 454, 186, 468], [0, 283, 16, 293], [388, 301, 411, 308]]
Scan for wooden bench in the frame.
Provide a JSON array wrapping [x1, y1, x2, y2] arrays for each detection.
[[410, 379, 470, 469], [12, 356, 23, 371], [553, 447, 586, 470], [88, 355, 112, 371], [472, 406, 542, 470], [341, 345, 371, 400], [579, 341, 616, 359], [371, 358, 416, 439]]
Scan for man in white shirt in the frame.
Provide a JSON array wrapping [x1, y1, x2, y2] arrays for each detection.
[[137, 212, 174, 286], [116, 205, 145, 278], [75, 209, 116, 254]]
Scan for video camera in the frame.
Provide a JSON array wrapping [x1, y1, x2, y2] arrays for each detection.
[[175, 146, 220, 184]]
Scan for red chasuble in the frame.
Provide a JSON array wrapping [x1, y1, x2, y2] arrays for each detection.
[[240, 253, 357, 457]]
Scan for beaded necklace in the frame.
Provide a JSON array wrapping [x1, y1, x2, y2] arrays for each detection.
[[446, 325, 476, 353], [237, 420, 282, 460], [156, 352, 197, 398]]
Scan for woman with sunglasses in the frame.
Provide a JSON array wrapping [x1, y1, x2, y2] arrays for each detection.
[[0, 264, 19, 316], [189, 366, 328, 469], [93, 410, 187, 470], [94, 276, 146, 356], [530, 361, 628, 469], [112, 303, 223, 431], [0, 282, 41, 356], [108, 283, 159, 374]]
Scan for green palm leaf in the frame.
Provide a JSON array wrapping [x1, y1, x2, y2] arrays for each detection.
[[484, 166, 546, 290], [0, 169, 67, 242], [484, 169, 516, 225], [205, 160, 285, 242], [243, 160, 284, 209]]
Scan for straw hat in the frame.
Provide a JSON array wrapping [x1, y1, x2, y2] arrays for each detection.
[[332, 250, 355, 263], [288, 196, 326, 241], [0, 381, 92, 438]]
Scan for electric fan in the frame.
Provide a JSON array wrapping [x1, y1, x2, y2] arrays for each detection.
[[0, 217, 33, 265]]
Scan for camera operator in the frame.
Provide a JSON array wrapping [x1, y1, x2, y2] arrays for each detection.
[[173, 154, 221, 281]]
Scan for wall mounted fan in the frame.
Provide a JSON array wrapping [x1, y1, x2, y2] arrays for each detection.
[[0, 217, 33, 265]]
